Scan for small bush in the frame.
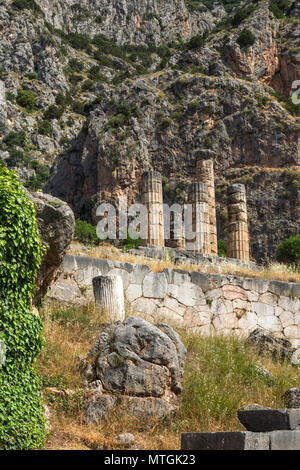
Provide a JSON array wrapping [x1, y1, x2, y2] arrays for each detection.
[[238, 29, 256, 47], [55, 92, 68, 107], [12, 0, 41, 12], [185, 32, 208, 50], [120, 230, 141, 251], [81, 79, 94, 91], [5, 92, 15, 103], [218, 240, 227, 258], [25, 163, 50, 191], [71, 101, 85, 115], [16, 89, 36, 111], [3, 130, 26, 148], [232, 7, 254, 27], [159, 117, 172, 130], [68, 59, 84, 73], [43, 105, 64, 120], [93, 52, 114, 68], [286, 96, 300, 117], [24, 72, 38, 80], [276, 235, 300, 266], [68, 33, 90, 51], [74, 219, 100, 245], [269, 0, 290, 18], [69, 73, 83, 85], [38, 120, 52, 136], [188, 100, 200, 113]]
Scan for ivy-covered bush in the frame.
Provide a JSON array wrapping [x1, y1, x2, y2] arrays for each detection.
[[0, 165, 46, 449]]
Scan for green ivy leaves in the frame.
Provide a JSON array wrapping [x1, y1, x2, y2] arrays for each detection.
[[0, 164, 46, 449]]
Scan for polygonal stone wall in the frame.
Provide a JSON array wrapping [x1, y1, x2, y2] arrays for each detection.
[[49, 255, 300, 354]]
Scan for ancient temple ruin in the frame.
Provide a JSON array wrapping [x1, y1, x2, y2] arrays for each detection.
[[139, 165, 250, 261]]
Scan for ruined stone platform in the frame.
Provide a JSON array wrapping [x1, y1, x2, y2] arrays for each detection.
[[181, 430, 300, 450], [128, 245, 260, 270], [181, 407, 300, 450]]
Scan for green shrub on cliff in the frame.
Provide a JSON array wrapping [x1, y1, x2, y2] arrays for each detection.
[[269, 0, 291, 19], [12, 0, 41, 13], [0, 165, 46, 449], [75, 219, 99, 245], [238, 29, 256, 47], [16, 89, 36, 111], [276, 235, 300, 267]]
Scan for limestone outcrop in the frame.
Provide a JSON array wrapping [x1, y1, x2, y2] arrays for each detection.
[[79, 316, 186, 422], [29, 192, 75, 305]]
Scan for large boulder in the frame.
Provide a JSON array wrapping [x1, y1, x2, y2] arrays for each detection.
[[29, 192, 75, 305], [245, 328, 296, 362], [80, 316, 186, 423]]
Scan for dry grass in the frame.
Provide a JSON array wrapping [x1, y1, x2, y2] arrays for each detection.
[[68, 242, 300, 283], [37, 302, 300, 450]]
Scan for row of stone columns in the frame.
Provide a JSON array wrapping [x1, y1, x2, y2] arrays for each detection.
[[140, 163, 250, 261]]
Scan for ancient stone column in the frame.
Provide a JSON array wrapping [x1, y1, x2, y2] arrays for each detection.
[[140, 170, 165, 247], [166, 222, 186, 250], [165, 206, 185, 249], [196, 157, 217, 255], [227, 184, 250, 261], [93, 274, 125, 321], [186, 182, 210, 253]]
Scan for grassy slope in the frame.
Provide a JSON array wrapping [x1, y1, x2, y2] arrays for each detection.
[[36, 302, 300, 450]]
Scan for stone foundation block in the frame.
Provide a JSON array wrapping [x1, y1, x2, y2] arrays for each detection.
[[269, 431, 300, 450], [238, 408, 300, 432], [181, 432, 270, 450]]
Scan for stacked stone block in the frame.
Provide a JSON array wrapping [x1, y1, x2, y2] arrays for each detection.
[[186, 182, 210, 253], [227, 183, 250, 261], [196, 158, 217, 255], [140, 170, 165, 247], [181, 407, 300, 450]]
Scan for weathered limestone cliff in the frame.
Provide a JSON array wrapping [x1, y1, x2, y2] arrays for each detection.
[[0, 0, 299, 261]]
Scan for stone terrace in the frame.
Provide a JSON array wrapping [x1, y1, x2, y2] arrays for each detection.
[[48, 255, 300, 351]]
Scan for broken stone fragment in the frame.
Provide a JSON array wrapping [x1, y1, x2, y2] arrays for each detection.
[[245, 328, 296, 362], [283, 388, 300, 408], [238, 408, 300, 432]]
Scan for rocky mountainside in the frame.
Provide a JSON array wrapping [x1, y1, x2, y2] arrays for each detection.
[[0, 0, 299, 262]]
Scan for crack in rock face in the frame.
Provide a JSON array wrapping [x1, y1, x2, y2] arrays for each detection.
[[81, 316, 186, 422]]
